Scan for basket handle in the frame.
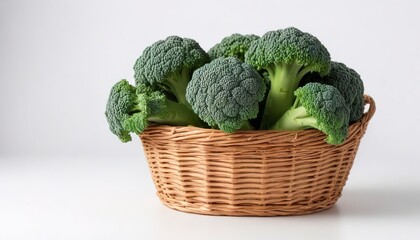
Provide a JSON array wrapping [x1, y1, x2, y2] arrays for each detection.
[[362, 95, 376, 123]]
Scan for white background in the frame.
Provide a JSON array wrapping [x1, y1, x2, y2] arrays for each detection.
[[1, 0, 419, 239]]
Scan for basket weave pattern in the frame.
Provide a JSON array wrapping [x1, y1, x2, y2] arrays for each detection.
[[140, 95, 375, 216]]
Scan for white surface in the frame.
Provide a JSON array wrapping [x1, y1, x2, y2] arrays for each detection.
[[1, 0, 420, 239], [1, 156, 419, 240]]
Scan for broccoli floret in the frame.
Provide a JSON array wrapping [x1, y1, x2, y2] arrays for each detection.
[[105, 80, 136, 142], [105, 79, 203, 142], [208, 33, 259, 61], [208, 33, 268, 129], [350, 96, 364, 123], [186, 57, 266, 133], [323, 62, 364, 123], [207, 33, 269, 96], [133, 36, 209, 109], [271, 82, 350, 145], [299, 62, 365, 123], [245, 27, 331, 129]]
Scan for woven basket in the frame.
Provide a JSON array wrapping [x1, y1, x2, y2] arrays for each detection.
[[140, 95, 376, 216]]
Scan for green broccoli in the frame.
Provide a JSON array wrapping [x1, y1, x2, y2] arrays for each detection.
[[207, 33, 269, 93], [245, 27, 331, 129], [271, 82, 350, 145], [105, 79, 203, 142], [208, 33, 259, 61], [186, 57, 266, 133], [133, 36, 209, 109], [299, 62, 365, 123], [322, 62, 364, 123]]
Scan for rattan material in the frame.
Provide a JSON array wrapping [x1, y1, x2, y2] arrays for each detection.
[[140, 95, 376, 216]]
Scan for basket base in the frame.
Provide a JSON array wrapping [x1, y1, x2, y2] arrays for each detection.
[[156, 192, 342, 217]]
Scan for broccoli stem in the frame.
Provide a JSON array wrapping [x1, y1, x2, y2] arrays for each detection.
[[148, 99, 204, 127], [270, 105, 317, 130], [296, 65, 319, 81], [166, 68, 192, 110], [260, 62, 302, 129]]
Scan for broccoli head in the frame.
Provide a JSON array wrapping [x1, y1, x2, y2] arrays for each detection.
[[105, 79, 204, 142], [133, 36, 209, 109], [271, 82, 350, 145], [245, 27, 331, 129], [323, 62, 364, 123], [299, 62, 365, 123], [186, 57, 266, 133], [208, 33, 259, 61], [105, 79, 138, 142]]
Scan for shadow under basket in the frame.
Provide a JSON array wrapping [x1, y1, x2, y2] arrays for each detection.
[[140, 95, 376, 216]]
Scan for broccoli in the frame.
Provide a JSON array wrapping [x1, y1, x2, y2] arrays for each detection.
[[245, 27, 331, 129], [270, 82, 350, 145], [299, 62, 365, 123], [322, 62, 364, 123], [105, 79, 203, 142], [208, 33, 259, 61], [186, 57, 266, 133], [208, 33, 269, 91], [133, 36, 209, 109]]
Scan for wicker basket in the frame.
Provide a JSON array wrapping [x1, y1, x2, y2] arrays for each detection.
[[140, 95, 376, 216]]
